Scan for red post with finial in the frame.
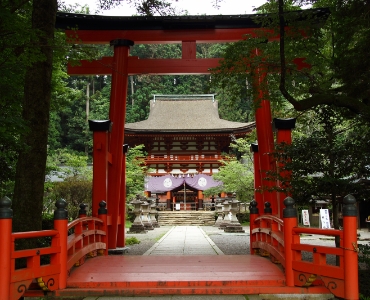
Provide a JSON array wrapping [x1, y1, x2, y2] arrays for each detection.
[[89, 120, 111, 218], [98, 201, 108, 256], [53, 198, 68, 289], [342, 194, 359, 300], [273, 118, 296, 218], [0, 196, 12, 300], [283, 196, 298, 286], [249, 200, 259, 254]]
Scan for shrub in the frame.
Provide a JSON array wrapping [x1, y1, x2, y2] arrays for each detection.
[[126, 237, 140, 245], [359, 243, 370, 270], [45, 179, 92, 220]]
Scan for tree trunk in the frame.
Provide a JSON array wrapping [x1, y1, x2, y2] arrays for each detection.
[[12, 0, 57, 237]]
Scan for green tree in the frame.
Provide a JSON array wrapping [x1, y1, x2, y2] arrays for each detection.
[[125, 145, 149, 201], [274, 106, 370, 231]]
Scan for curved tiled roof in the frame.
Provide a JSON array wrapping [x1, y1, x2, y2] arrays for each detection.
[[125, 95, 255, 133], [55, 8, 330, 31]]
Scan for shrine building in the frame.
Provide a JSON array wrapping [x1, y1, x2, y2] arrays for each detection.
[[124, 94, 255, 210]]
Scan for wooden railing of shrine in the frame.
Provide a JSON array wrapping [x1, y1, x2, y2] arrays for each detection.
[[143, 154, 225, 163], [250, 195, 359, 299], [0, 197, 108, 300]]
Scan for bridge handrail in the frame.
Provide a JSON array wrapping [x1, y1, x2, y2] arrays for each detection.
[[66, 216, 107, 272], [292, 227, 342, 237], [290, 226, 345, 282], [251, 213, 286, 266], [254, 214, 284, 226], [7, 229, 62, 299]]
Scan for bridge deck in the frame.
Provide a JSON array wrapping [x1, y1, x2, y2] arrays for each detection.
[[53, 255, 331, 297]]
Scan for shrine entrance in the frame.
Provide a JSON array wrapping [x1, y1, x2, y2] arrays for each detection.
[[172, 183, 198, 211]]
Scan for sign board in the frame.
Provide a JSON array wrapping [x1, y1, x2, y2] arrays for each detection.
[[319, 209, 331, 229], [175, 203, 180, 211], [302, 210, 310, 226]]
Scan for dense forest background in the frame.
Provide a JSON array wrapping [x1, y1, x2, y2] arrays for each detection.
[[49, 42, 254, 156]]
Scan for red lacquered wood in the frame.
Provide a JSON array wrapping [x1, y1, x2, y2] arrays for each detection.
[[252, 48, 276, 214], [107, 42, 131, 250], [54, 218, 68, 289], [92, 130, 109, 218], [252, 150, 264, 210], [343, 215, 359, 300], [292, 227, 342, 237], [11, 229, 58, 239], [284, 217, 297, 286], [0, 218, 12, 300], [98, 211, 108, 256]]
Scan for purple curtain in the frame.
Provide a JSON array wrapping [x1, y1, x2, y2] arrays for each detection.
[[185, 174, 222, 190], [145, 174, 221, 193], [145, 175, 184, 193]]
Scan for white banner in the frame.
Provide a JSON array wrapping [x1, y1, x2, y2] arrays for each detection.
[[319, 209, 331, 229], [302, 210, 310, 226]]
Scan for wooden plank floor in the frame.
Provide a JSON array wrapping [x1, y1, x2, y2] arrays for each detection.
[[53, 255, 331, 297]]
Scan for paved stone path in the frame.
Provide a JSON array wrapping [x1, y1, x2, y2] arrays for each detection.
[[143, 225, 224, 255]]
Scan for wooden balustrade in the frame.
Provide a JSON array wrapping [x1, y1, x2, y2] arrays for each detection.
[[66, 217, 106, 271], [0, 197, 108, 300], [141, 154, 225, 163]]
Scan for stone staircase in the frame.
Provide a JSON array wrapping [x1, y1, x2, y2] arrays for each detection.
[[157, 211, 216, 226]]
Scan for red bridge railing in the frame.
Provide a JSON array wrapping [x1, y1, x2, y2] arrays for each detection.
[[250, 195, 359, 300], [0, 197, 108, 300]]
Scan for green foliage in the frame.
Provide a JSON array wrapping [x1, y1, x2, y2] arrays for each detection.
[[359, 243, 370, 270], [126, 145, 149, 201], [45, 179, 92, 220], [44, 151, 92, 219], [125, 236, 141, 245], [204, 155, 254, 202]]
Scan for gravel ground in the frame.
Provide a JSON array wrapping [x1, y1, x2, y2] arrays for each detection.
[[124, 225, 250, 256], [124, 226, 173, 255]]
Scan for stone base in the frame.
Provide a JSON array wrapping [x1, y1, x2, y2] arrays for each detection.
[[218, 222, 230, 229], [224, 224, 245, 233], [143, 222, 155, 230], [108, 247, 130, 255], [151, 221, 160, 228], [127, 224, 147, 234]]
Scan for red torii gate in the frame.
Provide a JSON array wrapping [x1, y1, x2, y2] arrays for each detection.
[[56, 9, 328, 250]]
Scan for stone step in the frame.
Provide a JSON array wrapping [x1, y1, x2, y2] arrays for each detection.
[[157, 211, 215, 226]]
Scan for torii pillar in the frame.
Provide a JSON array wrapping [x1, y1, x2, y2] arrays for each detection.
[[253, 48, 277, 215], [108, 39, 134, 249]]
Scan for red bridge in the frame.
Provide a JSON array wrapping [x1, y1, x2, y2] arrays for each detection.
[[0, 8, 359, 300]]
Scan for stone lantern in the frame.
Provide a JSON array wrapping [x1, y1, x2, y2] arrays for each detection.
[[127, 196, 146, 234], [225, 198, 245, 233], [140, 201, 154, 230], [149, 197, 160, 228], [219, 200, 231, 229], [214, 202, 224, 227]]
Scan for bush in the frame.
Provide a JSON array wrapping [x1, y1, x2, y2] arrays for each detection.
[[237, 212, 250, 224], [125, 237, 140, 245], [44, 179, 92, 220], [359, 243, 370, 270]]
